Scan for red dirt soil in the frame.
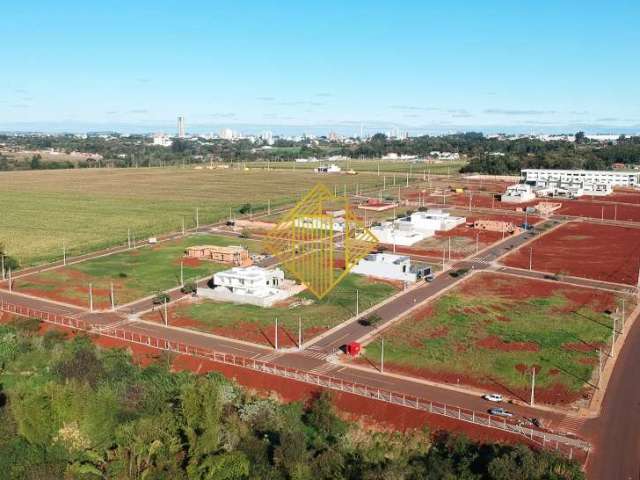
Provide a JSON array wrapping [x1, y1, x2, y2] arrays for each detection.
[[477, 335, 539, 352], [501, 221, 640, 285], [556, 198, 640, 222]]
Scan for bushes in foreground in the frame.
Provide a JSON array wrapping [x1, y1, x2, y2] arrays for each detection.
[[0, 321, 584, 479]]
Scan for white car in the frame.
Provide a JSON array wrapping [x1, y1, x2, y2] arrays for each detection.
[[483, 393, 503, 402]]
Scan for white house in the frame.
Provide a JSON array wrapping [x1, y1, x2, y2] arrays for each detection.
[[152, 134, 172, 147], [198, 266, 296, 307], [501, 184, 536, 203], [293, 216, 345, 232], [370, 222, 429, 246], [352, 253, 431, 283], [396, 209, 466, 233]]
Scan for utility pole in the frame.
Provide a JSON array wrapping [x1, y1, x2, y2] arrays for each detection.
[[164, 298, 168, 326], [601, 206, 604, 222], [196, 208, 200, 231], [182, 218, 185, 236], [274, 317, 279, 350], [598, 348, 602, 383], [529, 247, 533, 271], [611, 317, 616, 358], [180, 260, 184, 287], [406, 171, 409, 187], [380, 338, 385, 373], [89, 283, 93, 312], [127, 228, 131, 249], [7, 268, 12, 292], [110, 282, 115, 311], [442, 247, 446, 271], [530, 367, 536, 406], [298, 316, 302, 350]]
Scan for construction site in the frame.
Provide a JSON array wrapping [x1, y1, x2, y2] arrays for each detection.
[[2, 165, 640, 477]]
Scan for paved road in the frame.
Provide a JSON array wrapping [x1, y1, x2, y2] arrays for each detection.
[[584, 317, 640, 480]]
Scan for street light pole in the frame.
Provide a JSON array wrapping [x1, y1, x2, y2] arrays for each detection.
[[530, 367, 536, 406], [110, 282, 115, 311], [529, 248, 533, 271], [274, 317, 278, 350]]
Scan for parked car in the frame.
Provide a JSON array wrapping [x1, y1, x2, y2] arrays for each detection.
[[424, 273, 435, 282], [483, 393, 503, 402], [488, 407, 513, 417]]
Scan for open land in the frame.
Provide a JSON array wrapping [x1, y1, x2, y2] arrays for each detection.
[[357, 272, 627, 405], [501, 221, 640, 285], [0, 167, 388, 266], [14, 234, 261, 308], [251, 158, 468, 174], [142, 273, 398, 347]]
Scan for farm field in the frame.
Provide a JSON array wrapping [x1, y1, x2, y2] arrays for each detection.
[[358, 272, 626, 405], [142, 273, 398, 348], [251, 158, 467, 175], [0, 167, 387, 266], [501, 221, 640, 285], [14, 234, 262, 308]]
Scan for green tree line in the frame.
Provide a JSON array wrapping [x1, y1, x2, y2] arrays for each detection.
[[0, 318, 584, 479]]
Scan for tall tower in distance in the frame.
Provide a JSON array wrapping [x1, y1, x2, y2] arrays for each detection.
[[177, 115, 186, 138]]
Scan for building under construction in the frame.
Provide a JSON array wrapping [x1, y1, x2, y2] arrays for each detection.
[[185, 245, 252, 266]]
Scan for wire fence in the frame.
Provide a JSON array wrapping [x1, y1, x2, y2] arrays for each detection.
[[0, 298, 590, 461]]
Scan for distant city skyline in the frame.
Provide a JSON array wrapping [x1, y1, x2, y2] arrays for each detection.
[[1, 1, 639, 134]]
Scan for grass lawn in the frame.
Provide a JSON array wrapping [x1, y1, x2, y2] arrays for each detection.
[[15, 234, 261, 308], [0, 167, 388, 266], [149, 273, 398, 348], [360, 272, 628, 404]]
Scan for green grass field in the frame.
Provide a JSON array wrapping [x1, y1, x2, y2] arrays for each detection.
[[149, 273, 398, 347], [16, 234, 261, 308], [252, 158, 467, 175], [0, 167, 393, 266], [361, 272, 627, 404]]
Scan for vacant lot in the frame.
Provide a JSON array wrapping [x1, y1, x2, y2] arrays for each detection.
[[143, 273, 398, 347], [0, 167, 387, 266], [501, 221, 640, 285], [556, 199, 640, 222], [15, 234, 261, 308], [359, 272, 625, 404]]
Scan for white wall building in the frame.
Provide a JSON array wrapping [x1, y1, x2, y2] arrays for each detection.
[[352, 253, 431, 283], [152, 133, 173, 147], [177, 115, 185, 138], [501, 184, 536, 203], [522, 169, 639, 190], [219, 128, 234, 140], [396, 209, 466, 233], [199, 266, 295, 307], [315, 163, 342, 173], [370, 222, 429, 246], [293, 216, 345, 232]]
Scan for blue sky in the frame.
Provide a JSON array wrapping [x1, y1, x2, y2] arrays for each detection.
[[1, 0, 639, 134]]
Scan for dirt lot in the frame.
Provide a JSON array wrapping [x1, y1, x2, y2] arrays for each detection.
[[356, 272, 625, 405], [556, 198, 640, 222], [500, 221, 640, 285]]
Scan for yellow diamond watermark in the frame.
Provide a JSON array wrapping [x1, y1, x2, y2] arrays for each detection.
[[266, 183, 379, 299]]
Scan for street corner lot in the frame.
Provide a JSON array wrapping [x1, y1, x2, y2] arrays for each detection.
[[391, 210, 540, 261], [355, 272, 630, 405], [141, 273, 399, 348], [14, 234, 263, 309], [500, 221, 640, 285]]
